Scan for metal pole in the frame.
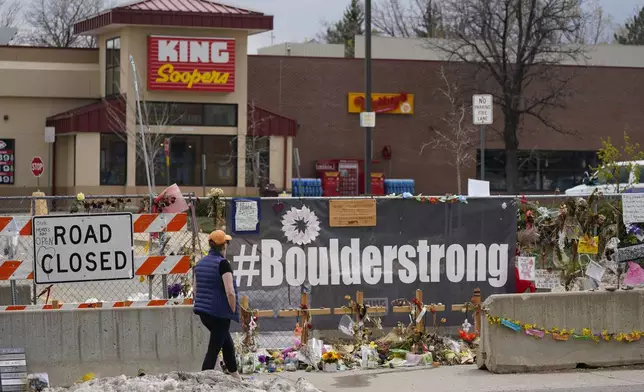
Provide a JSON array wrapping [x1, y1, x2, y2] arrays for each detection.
[[480, 125, 486, 181], [201, 154, 206, 197], [364, 0, 373, 195]]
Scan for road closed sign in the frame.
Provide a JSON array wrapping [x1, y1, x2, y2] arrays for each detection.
[[32, 213, 134, 284]]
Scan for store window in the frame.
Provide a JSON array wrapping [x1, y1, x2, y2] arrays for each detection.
[[135, 135, 237, 187], [105, 37, 120, 96], [100, 134, 127, 185], [477, 150, 598, 192], [141, 102, 237, 127]]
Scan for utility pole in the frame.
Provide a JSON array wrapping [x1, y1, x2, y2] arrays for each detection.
[[364, 0, 373, 195]]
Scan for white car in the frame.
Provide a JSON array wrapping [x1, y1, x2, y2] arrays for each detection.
[[565, 161, 644, 196]]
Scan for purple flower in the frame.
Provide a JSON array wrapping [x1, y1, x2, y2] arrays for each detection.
[[167, 283, 182, 299], [627, 224, 643, 236], [258, 355, 266, 363]]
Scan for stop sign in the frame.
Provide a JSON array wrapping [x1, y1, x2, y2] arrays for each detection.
[[31, 156, 44, 178]]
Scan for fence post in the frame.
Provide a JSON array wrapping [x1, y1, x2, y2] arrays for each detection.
[[30, 197, 37, 305]]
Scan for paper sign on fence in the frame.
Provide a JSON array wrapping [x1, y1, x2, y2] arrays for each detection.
[[534, 269, 561, 290], [585, 260, 606, 282], [622, 194, 644, 225], [467, 179, 490, 197], [517, 256, 536, 281]]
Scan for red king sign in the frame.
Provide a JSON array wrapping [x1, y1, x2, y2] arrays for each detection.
[[147, 36, 236, 92]]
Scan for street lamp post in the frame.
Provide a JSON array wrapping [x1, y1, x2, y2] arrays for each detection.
[[364, 0, 373, 195]]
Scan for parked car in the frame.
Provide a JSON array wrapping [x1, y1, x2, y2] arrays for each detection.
[[565, 160, 644, 196]]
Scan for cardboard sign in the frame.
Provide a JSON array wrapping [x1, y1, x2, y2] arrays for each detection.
[[32, 213, 134, 284], [329, 199, 377, 227]]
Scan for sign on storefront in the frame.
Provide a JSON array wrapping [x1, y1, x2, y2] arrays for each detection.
[[32, 214, 134, 284], [348, 92, 414, 114], [147, 36, 236, 92], [0, 139, 15, 185]]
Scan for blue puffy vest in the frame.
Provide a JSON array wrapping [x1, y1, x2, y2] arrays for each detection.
[[193, 249, 239, 323]]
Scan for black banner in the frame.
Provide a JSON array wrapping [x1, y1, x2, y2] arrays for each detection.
[[227, 198, 516, 330]]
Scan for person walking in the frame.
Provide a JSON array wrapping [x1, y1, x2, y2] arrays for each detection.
[[193, 229, 240, 379]]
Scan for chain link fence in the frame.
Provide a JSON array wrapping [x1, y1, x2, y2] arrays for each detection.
[[0, 194, 200, 306]]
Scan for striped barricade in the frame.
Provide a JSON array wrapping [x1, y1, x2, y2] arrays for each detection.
[[0, 298, 194, 312], [0, 213, 188, 235], [0, 255, 192, 280], [0, 212, 192, 280]]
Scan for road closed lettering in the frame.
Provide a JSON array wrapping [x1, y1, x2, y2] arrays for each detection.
[[32, 214, 134, 284]]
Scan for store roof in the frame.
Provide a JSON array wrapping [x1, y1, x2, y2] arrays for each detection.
[[74, 0, 273, 35]]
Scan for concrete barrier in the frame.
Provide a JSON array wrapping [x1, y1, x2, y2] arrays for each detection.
[[477, 290, 644, 373], [0, 306, 209, 386]]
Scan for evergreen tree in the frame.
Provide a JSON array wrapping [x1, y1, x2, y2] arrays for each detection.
[[615, 6, 644, 45], [323, 0, 365, 57]]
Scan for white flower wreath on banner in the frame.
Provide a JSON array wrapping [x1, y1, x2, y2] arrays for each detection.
[[281, 206, 321, 245]]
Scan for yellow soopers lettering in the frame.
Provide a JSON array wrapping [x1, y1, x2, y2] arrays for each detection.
[[155, 63, 230, 88]]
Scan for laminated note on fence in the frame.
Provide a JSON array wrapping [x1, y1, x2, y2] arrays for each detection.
[[232, 198, 260, 234], [622, 194, 644, 225], [585, 260, 606, 282], [329, 199, 377, 227]]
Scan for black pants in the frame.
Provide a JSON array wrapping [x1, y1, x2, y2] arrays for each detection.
[[199, 314, 238, 373]]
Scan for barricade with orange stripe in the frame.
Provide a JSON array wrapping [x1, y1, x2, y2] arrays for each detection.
[[0, 255, 192, 280], [0, 298, 194, 312], [0, 213, 187, 235]]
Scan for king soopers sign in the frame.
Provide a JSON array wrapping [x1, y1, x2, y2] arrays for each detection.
[[147, 36, 236, 92]]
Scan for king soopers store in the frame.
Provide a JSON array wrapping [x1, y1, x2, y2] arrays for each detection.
[[0, 0, 296, 197]]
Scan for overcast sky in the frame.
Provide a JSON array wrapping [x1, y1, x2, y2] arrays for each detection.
[[227, 0, 644, 54]]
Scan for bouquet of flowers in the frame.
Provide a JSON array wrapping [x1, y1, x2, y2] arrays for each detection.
[[321, 351, 340, 363]]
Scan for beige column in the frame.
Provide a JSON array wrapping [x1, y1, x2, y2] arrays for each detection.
[[74, 133, 100, 188]]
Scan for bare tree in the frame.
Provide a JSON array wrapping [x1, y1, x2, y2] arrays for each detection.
[[0, 0, 20, 28], [420, 67, 477, 194], [103, 71, 182, 190], [21, 0, 111, 47], [430, 0, 593, 193], [372, 0, 447, 38], [240, 101, 274, 190]]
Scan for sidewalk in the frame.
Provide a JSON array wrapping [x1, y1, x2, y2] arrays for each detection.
[[256, 365, 644, 392]]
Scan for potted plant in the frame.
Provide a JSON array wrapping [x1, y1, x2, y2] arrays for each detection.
[[321, 351, 340, 372]]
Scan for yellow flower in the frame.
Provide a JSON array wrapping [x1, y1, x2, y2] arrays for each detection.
[[345, 295, 351, 300], [76, 192, 85, 201], [139, 275, 145, 283], [581, 328, 591, 337], [441, 318, 447, 324], [369, 341, 377, 349]]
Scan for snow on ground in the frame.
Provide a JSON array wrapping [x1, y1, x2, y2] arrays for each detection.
[[45, 371, 320, 392]]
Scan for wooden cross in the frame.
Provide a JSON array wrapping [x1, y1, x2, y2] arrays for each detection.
[[278, 292, 331, 344], [451, 288, 482, 333], [392, 289, 445, 332], [333, 291, 386, 318]]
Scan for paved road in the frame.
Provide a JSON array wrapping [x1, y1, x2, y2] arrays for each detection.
[[258, 365, 644, 392]]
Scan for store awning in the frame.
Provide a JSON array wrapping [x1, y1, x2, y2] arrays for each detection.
[[46, 95, 126, 135], [46, 97, 298, 137]]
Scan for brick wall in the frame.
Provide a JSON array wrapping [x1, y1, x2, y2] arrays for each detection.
[[248, 55, 644, 194]]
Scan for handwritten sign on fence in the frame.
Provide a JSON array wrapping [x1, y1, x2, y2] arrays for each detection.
[[535, 269, 561, 290], [622, 194, 644, 225]]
